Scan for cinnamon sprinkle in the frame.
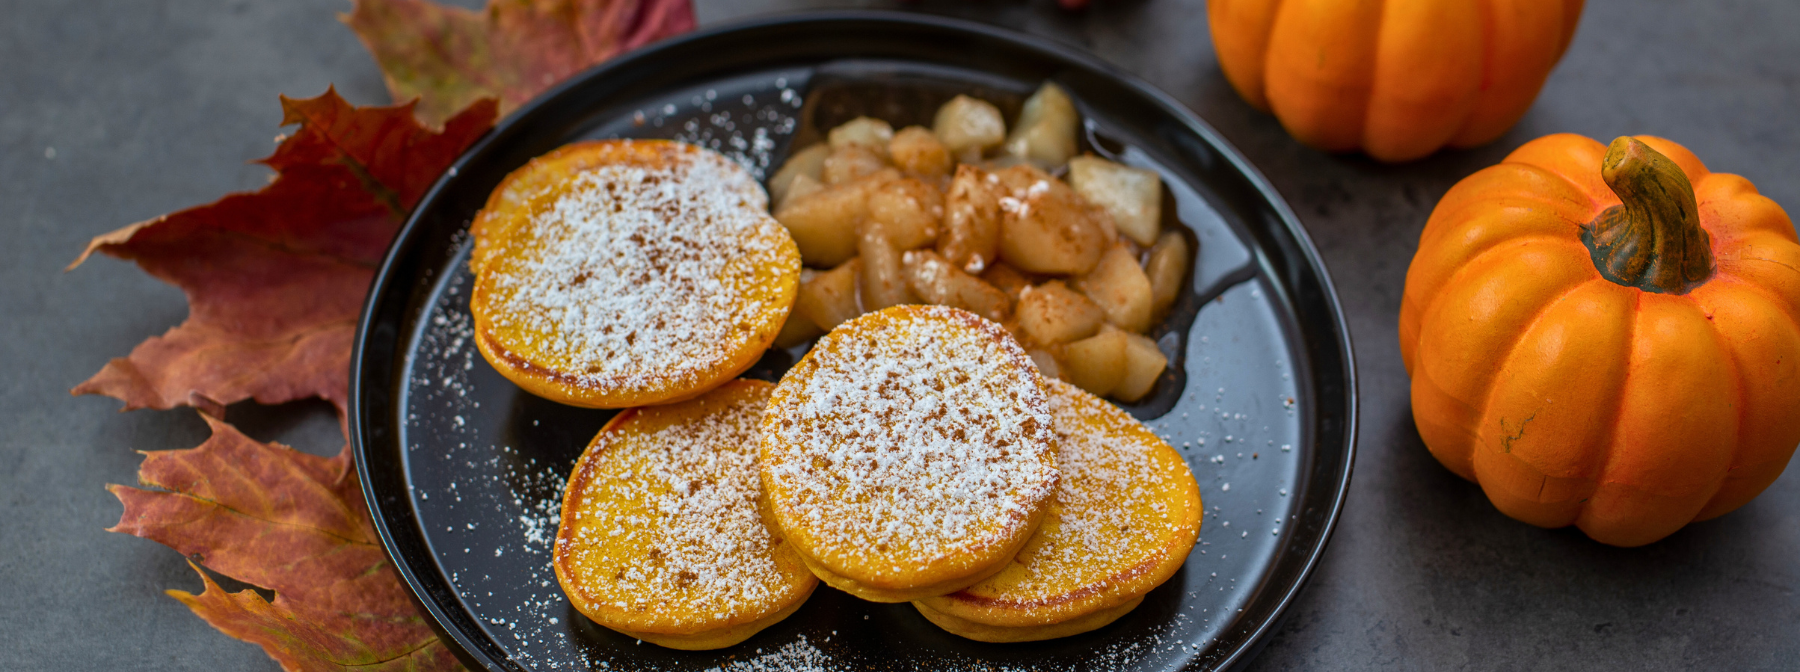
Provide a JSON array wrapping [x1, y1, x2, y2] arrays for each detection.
[[482, 144, 787, 395], [762, 306, 1059, 575]]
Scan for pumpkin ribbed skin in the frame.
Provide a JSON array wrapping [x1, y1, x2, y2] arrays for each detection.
[[1399, 134, 1800, 547], [1209, 0, 1584, 162]]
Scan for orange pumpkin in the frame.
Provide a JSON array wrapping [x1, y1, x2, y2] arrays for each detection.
[[1208, 0, 1585, 162], [1400, 134, 1800, 546]]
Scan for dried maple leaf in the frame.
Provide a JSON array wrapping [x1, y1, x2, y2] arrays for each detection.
[[71, 89, 495, 417], [344, 0, 695, 124], [111, 415, 461, 671]]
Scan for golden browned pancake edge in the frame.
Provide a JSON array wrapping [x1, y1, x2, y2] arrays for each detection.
[[553, 380, 817, 649], [912, 378, 1201, 641], [469, 139, 798, 408], [758, 305, 1060, 603]]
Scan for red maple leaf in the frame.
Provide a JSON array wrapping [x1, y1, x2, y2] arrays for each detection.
[[111, 416, 462, 671], [69, 89, 495, 418], [82, 4, 700, 668], [344, 0, 696, 125]]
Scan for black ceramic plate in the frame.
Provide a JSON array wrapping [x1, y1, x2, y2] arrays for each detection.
[[352, 11, 1355, 672]]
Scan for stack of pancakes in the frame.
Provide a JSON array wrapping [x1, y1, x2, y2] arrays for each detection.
[[470, 140, 1202, 649]]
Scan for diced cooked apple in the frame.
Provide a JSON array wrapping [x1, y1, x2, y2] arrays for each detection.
[[933, 95, 1006, 160], [828, 117, 895, 156], [976, 154, 1033, 172], [773, 310, 824, 348], [1015, 280, 1104, 345], [1112, 331, 1169, 402], [993, 165, 1108, 275], [866, 178, 943, 250], [775, 181, 868, 268], [1061, 328, 1129, 396], [1079, 243, 1154, 333], [1003, 83, 1079, 167], [1146, 230, 1190, 316], [778, 173, 825, 212], [1068, 156, 1163, 246], [937, 164, 1002, 274], [1027, 348, 1061, 380], [902, 249, 1011, 323], [772, 270, 824, 348], [980, 262, 1031, 302], [858, 221, 916, 311], [796, 258, 862, 331], [769, 143, 830, 206], [822, 144, 890, 185], [889, 126, 953, 178]]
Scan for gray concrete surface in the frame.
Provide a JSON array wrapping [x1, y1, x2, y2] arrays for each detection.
[[3, 0, 1795, 669]]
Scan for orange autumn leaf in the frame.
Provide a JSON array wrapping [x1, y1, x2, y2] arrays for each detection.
[[70, 89, 495, 417], [111, 415, 461, 671], [344, 0, 695, 124]]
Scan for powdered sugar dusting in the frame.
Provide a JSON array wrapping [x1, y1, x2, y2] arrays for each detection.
[[482, 143, 791, 395], [699, 635, 833, 672], [689, 627, 1177, 672], [394, 73, 1304, 670], [763, 305, 1058, 573], [1004, 379, 1187, 598], [557, 384, 805, 629]]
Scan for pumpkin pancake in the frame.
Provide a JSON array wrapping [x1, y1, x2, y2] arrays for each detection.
[[759, 305, 1060, 603], [469, 139, 799, 408], [553, 380, 817, 650], [913, 378, 1201, 642]]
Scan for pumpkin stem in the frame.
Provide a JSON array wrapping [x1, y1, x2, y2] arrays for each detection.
[[1580, 137, 1714, 294]]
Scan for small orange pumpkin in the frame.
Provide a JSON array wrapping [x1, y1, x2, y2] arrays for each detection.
[[1209, 0, 1584, 162], [1400, 134, 1800, 546]]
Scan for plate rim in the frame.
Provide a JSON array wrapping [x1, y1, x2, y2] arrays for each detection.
[[351, 9, 1358, 671]]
